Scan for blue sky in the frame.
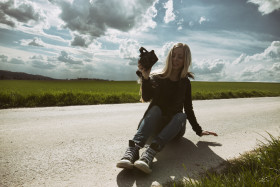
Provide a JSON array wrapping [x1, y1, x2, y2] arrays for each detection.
[[0, 0, 279, 81]]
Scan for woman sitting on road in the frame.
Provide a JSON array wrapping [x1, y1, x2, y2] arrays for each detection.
[[116, 43, 218, 174]]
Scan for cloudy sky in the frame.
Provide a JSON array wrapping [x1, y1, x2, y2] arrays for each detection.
[[0, 0, 279, 81]]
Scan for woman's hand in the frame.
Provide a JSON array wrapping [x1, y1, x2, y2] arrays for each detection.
[[138, 62, 151, 80], [200, 130, 218, 136]]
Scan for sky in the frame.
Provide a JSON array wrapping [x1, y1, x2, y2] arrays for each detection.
[[0, 0, 279, 82]]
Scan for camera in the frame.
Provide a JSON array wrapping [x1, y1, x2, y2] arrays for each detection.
[[136, 47, 158, 77]]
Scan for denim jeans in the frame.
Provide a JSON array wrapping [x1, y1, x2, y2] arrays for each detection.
[[132, 105, 187, 151]]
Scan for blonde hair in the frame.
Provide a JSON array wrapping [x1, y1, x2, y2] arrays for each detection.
[[156, 42, 194, 79]]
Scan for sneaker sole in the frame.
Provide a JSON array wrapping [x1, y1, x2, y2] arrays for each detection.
[[134, 160, 152, 174], [116, 160, 134, 169]]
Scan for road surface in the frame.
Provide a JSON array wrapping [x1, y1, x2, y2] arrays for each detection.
[[1, 97, 280, 187]]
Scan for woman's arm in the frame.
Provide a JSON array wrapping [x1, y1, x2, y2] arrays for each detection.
[[138, 62, 154, 102], [184, 79, 218, 137], [184, 79, 203, 136], [141, 77, 154, 102]]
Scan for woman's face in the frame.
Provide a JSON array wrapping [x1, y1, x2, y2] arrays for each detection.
[[172, 47, 184, 70]]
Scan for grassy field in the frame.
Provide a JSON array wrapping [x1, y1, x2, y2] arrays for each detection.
[[0, 80, 279, 108], [165, 134, 280, 186]]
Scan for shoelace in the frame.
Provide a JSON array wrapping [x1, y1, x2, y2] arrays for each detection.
[[141, 148, 156, 164], [123, 147, 138, 160]]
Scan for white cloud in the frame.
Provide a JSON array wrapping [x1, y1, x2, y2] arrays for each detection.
[[272, 62, 280, 71], [261, 41, 280, 59], [163, 0, 176, 23], [192, 59, 226, 81], [118, 39, 141, 65], [29, 38, 44, 47], [30, 55, 44, 60], [57, 51, 83, 65], [87, 40, 102, 52], [233, 41, 280, 64], [0, 11, 15, 27], [137, 0, 158, 31], [0, 0, 67, 43], [0, 54, 8, 63], [238, 64, 264, 81], [71, 35, 88, 47], [70, 33, 99, 48], [9, 58, 25, 65], [199, 17, 206, 24], [18, 33, 102, 62], [31, 60, 56, 69], [30, 55, 57, 69], [226, 41, 280, 82], [233, 53, 247, 65], [248, 0, 280, 15], [177, 18, 184, 30], [35, 0, 63, 29], [0, 0, 46, 27], [55, 0, 157, 38], [189, 48, 280, 82], [242, 64, 263, 75], [199, 16, 209, 24], [20, 37, 45, 47], [0, 46, 38, 61], [237, 63, 280, 82]]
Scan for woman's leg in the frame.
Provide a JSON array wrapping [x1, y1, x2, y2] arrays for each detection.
[[132, 105, 163, 148], [134, 113, 187, 174], [117, 105, 162, 169], [150, 112, 187, 151]]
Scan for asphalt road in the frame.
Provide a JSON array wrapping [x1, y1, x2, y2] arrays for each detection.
[[1, 97, 280, 187]]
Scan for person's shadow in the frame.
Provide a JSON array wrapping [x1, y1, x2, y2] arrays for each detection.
[[116, 137, 223, 187]]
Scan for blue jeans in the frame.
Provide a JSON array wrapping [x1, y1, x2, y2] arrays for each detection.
[[132, 105, 187, 151]]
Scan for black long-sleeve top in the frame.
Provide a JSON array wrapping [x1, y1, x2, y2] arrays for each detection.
[[140, 75, 202, 136]]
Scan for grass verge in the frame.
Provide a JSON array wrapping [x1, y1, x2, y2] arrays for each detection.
[[0, 91, 140, 109], [165, 134, 280, 187], [0, 90, 279, 109], [0, 80, 279, 109]]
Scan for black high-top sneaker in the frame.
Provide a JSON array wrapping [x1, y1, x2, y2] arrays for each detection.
[[116, 140, 140, 169], [134, 146, 157, 174]]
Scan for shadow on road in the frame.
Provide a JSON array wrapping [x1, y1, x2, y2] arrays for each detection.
[[116, 138, 223, 187]]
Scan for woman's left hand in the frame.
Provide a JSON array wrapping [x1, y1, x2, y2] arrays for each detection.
[[200, 130, 218, 136]]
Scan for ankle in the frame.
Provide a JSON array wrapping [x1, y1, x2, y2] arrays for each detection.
[[149, 142, 161, 152], [129, 140, 142, 150]]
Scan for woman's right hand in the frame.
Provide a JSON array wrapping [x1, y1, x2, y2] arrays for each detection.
[[200, 130, 218, 136], [138, 62, 151, 80]]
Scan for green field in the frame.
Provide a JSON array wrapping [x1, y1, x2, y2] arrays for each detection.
[[0, 80, 279, 108]]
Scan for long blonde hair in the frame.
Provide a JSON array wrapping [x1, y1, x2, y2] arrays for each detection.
[[156, 43, 194, 79]]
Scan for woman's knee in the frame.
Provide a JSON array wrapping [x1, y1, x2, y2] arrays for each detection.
[[174, 113, 187, 122], [147, 105, 162, 117]]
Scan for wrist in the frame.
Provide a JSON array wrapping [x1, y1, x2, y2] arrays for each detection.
[[142, 72, 150, 80], [196, 130, 203, 136], [142, 76, 150, 81], [143, 75, 149, 80]]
